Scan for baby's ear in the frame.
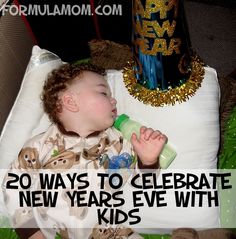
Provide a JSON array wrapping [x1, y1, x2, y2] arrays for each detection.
[[61, 92, 79, 112]]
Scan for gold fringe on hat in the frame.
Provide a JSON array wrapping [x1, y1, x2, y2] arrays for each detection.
[[123, 54, 205, 107]]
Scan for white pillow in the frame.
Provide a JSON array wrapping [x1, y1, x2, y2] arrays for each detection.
[[106, 68, 220, 231], [0, 46, 62, 168], [107, 67, 220, 169]]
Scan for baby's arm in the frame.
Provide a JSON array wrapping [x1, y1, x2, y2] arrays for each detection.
[[131, 126, 167, 167]]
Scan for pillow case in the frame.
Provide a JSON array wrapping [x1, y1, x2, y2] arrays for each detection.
[[0, 46, 63, 168], [107, 67, 220, 169], [107, 68, 221, 231]]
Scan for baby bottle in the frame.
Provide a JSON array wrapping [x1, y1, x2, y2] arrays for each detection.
[[114, 114, 177, 169]]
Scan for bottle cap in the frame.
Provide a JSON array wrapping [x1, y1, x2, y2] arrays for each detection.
[[113, 114, 129, 130]]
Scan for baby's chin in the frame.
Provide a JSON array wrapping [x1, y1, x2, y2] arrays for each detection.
[[92, 122, 113, 132], [101, 119, 115, 131]]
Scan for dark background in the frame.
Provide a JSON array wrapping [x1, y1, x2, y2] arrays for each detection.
[[17, 0, 133, 62], [14, 0, 236, 76]]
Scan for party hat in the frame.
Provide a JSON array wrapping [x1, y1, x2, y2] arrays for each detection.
[[123, 0, 205, 106]]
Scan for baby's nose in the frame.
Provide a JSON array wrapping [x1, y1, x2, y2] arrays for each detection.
[[111, 97, 117, 105]]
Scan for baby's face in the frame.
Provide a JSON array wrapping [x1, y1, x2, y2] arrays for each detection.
[[72, 71, 117, 131]]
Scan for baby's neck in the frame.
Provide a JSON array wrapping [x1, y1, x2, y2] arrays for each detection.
[[59, 115, 96, 138], [64, 123, 95, 138], [58, 122, 101, 138]]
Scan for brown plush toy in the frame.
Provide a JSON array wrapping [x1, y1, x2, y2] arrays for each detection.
[[89, 39, 132, 70]]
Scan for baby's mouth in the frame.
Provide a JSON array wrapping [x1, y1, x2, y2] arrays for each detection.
[[112, 109, 117, 118]]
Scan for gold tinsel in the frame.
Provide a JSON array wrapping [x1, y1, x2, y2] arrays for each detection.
[[123, 55, 205, 107]]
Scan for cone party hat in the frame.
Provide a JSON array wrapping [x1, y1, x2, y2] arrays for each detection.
[[123, 0, 205, 106]]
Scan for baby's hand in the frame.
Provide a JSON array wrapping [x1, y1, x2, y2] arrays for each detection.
[[131, 126, 167, 166]]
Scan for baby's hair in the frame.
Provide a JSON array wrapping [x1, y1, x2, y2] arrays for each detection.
[[41, 63, 105, 125]]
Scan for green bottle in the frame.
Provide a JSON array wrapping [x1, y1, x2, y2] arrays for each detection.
[[114, 114, 177, 169]]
